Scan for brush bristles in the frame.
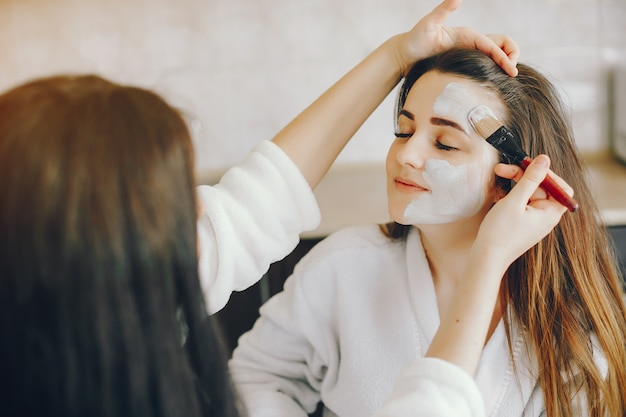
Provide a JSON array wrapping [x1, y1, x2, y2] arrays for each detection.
[[468, 105, 502, 139]]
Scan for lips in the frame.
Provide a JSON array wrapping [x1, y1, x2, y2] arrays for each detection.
[[394, 176, 429, 192]]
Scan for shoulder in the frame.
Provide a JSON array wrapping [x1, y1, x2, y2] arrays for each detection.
[[279, 225, 408, 318], [306, 224, 399, 257], [293, 224, 407, 279]]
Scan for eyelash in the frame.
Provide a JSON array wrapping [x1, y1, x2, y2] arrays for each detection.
[[435, 140, 458, 151], [393, 132, 459, 152], [394, 132, 412, 139]]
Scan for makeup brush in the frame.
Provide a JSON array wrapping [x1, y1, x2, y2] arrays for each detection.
[[468, 105, 579, 212]]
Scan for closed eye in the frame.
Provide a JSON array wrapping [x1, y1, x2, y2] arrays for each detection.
[[394, 132, 412, 139], [435, 140, 458, 151]]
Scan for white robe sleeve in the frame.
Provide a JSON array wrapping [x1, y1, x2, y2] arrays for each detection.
[[373, 358, 486, 417], [196, 140, 321, 315], [228, 251, 336, 417]]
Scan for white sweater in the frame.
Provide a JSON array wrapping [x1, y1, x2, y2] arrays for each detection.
[[229, 224, 607, 417], [196, 140, 320, 314]]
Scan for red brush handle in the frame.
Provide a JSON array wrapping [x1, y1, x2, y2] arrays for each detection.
[[519, 157, 579, 212]]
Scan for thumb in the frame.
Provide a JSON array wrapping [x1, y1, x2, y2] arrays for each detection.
[[508, 155, 550, 205], [425, 0, 462, 25]]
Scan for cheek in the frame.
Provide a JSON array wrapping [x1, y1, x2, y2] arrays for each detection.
[[462, 163, 490, 202], [385, 148, 397, 207], [385, 150, 394, 191], [385, 146, 394, 171], [430, 142, 497, 198], [426, 160, 478, 198], [401, 159, 487, 225], [385, 140, 401, 168]]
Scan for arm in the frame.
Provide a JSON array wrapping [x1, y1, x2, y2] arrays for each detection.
[[197, 141, 320, 314], [228, 265, 333, 417], [272, 0, 519, 188], [373, 358, 485, 417]]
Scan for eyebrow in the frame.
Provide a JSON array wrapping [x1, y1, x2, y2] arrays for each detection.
[[430, 117, 468, 134], [399, 109, 469, 135]]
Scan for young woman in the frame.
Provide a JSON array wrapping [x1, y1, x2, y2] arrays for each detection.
[[0, 1, 520, 416], [228, 49, 626, 416], [196, 0, 519, 315]]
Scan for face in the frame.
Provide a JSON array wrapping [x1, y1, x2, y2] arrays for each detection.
[[386, 71, 505, 226]]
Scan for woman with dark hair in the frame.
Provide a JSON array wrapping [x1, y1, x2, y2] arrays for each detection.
[[229, 48, 626, 416], [0, 1, 520, 416], [0, 75, 242, 417]]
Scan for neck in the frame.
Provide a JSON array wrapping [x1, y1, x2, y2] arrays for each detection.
[[418, 215, 483, 285], [417, 216, 505, 344]]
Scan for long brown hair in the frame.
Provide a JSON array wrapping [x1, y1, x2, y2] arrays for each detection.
[[384, 49, 626, 416], [0, 75, 241, 417]]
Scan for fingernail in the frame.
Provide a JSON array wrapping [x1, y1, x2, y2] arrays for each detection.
[[534, 155, 549, 168]]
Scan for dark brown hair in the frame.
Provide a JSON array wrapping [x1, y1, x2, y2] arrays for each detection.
[[383, 49, 626, 416], [0, 75, 241, 417]]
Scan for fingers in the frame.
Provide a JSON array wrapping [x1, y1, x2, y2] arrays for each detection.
[[511, 155, 550, 203], [494, 162, 548, 201], [493, 162, 523, 181], [398, 0, 519, 78], [494, 156, 574, 198], [486, 34, 520, 65], [485, 34, 519, 77], [470, 33, 519, 77], [425, 0, 462, 24], [497, 155, 572, 213], [437, 28, 519, 78]]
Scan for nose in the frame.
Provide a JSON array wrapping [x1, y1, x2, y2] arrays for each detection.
[[394, 133, 428, 170]]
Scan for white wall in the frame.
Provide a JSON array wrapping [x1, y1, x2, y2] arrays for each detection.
[[1, 0, 624, 175]]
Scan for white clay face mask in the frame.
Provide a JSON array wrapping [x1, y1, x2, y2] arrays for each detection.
[[432, 82, 476, 134], [402, 158, 487, 224], [401, 82, 497, 224]]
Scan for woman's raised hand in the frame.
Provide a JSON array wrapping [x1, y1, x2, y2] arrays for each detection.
[[392, 0, 519, 77]]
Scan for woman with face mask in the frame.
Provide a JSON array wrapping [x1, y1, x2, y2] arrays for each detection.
[[228, 50, 626, 417]]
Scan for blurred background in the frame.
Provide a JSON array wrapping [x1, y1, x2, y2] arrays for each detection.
[[1, 0, 625, 176]]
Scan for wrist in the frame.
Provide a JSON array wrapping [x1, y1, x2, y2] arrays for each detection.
[[466, 242, 510, 287], [380, 33, 412, 79]]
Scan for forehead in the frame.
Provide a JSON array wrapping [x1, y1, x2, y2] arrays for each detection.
[[403, 71, 506, 123]]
